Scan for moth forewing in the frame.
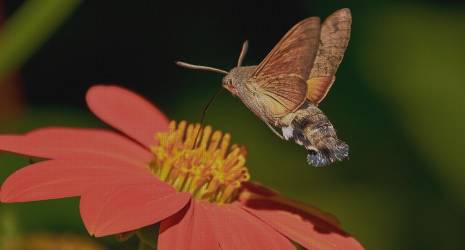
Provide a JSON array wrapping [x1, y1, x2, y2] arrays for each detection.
[[241, 15, 322, 124], [252, 17, 321, 79]]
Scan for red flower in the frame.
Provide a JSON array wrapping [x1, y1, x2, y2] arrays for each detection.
[[0, 85, 364, 250]]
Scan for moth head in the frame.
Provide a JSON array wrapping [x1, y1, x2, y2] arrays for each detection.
[[221, 71, 239, 95], [175, 40, 249, 97]]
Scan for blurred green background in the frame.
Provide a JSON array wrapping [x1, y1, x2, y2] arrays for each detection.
[[1, 0, 465, 249]]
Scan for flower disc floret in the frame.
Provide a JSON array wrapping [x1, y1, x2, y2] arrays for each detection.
[[150, 121, 250, 203]]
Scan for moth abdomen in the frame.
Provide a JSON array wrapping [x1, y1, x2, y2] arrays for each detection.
[[307, 137, 349, 167], [280, 101, 349, 167]]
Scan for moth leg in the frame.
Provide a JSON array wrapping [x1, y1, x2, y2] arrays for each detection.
[[254, 98, 285, 140], [264, 121, 285, 140]]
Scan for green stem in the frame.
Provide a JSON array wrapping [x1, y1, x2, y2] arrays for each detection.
[[138, 241, 155, 250], [136, 224, 159, 250]]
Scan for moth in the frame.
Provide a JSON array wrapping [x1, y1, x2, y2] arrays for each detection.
[[177, 8, 352, 167]]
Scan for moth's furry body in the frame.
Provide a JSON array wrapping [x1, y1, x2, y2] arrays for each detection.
[[224, 66, 348, 167]]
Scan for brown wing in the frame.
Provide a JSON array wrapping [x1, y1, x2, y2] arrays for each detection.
[[253, 16, 321, 80], [307, 8, 352, 104], [253, 74, 307, 117], [250, 16, 321, 116]]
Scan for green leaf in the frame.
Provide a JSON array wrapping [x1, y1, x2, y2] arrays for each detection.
[[0, 0, 81, 81]]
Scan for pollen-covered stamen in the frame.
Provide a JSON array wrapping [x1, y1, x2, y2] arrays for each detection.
[[149, 121, 250, 204]]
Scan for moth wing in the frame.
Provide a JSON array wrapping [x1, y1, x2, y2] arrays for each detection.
[[307, 8, 352, 104], [253, 16, 321, 79], [251, 16, 321, 114], [251, 74, 307, 117]]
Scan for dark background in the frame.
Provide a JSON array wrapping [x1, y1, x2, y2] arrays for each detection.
[[1, 0, 465, 249]]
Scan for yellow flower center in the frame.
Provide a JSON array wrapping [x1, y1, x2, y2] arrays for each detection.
[[149, 121, 250, 204]]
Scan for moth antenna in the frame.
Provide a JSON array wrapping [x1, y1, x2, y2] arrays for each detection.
[[237, 40, 249, 67], [176, 61, 228, 75], [193, 87, 224, 148]]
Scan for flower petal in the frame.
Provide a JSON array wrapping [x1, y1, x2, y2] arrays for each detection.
[[204, 203, 295, 250], [86, 85, 169, 147], [80, 183, 190, 237], [240, 181, 341, 226], [158, 200, 220, 250], [0, 127, 152, 166], [241, 197, 364, 250], [241, 181, 280, 197], [0, 159, 157, 202]]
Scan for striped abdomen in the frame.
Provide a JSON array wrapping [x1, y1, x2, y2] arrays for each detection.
[[279, 101, 348, 167]]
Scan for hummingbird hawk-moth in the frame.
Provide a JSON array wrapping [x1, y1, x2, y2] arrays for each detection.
[[177, 8, 352, 167]]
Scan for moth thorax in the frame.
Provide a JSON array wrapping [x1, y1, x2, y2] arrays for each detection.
[[224, 66, 257, 85]]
